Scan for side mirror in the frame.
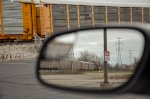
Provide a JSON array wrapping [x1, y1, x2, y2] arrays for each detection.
[[36, 25, 150, 94]]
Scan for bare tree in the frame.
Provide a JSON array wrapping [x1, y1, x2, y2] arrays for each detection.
[[133, 57, 139, 68], [78, 51, 102, 69]]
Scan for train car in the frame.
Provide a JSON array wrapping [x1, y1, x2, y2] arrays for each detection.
[[1, 0, 150, 41]]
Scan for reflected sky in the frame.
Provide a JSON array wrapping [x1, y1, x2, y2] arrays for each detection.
[[73, 29, 144, 65]]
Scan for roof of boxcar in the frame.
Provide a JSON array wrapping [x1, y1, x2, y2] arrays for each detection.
[[14, 0, 150, 7]]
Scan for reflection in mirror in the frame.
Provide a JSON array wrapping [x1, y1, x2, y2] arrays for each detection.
[[39, 29, 144, 90], [45, 34, 77, 59]]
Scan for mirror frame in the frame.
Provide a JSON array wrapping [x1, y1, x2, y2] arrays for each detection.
[[36, 25, 150, 94]]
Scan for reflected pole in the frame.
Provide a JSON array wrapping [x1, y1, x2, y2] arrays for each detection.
[[104, 28, 109, 83]]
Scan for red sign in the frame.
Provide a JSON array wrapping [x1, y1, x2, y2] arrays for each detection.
[[104, 51, 110, 61], [104, 51, 110, 56]]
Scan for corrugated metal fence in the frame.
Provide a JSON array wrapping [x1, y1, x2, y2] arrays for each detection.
[[40, 60, 96, 74]]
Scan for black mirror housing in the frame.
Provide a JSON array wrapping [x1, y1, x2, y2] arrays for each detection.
[[36, 24, 150, 95]]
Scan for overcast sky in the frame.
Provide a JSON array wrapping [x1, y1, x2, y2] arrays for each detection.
[[40, 0, 150, 7], [51, 28, 144, 66], [72, 29, 144, 65], [14, 0, 150, 7]]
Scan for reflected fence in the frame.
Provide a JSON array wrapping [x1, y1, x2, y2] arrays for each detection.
[[40, 60, 96, 74], [39, 60, 135, 74]]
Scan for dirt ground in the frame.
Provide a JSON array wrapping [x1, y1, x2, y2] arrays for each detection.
[[40, 71, 132, 89]]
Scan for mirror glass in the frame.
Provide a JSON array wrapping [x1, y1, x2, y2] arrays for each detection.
[[39, 28, 145, 90]]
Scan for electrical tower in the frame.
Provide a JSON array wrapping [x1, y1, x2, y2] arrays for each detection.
[[116, 37, 124, 69], [67, 48, 74, 60], [129, 50, 133, 66]]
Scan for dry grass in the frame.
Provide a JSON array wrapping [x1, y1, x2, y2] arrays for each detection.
[[83, 71, 132, 80], [108, 73, 132, 80]]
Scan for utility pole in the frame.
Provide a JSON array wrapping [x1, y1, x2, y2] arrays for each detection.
[[104, 28, 108, 83], [116, 37, 124, 70]]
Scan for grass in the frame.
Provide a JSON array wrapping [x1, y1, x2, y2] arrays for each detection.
[[40, 70, 133, 80], [83, 70, 132, 80]]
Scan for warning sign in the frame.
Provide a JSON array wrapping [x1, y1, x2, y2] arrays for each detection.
[[104, 51, 110, 61], [104, 51, 110, 56]]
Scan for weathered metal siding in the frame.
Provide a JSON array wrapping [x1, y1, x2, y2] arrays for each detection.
[[40, 60, 95, 71], [144, 8, 150, 23], [94, 6, 106, 25], [52, 5, 68, 33], [120, 7, 130, 22], [80, 6, 92, 27], [2, 0, 23, 34], [52, 5, 150, 33], [1, 2, 150, 36], [108, 7, 118, 22], [38, 5, 52, 36], [69, 5, 78, 30]]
